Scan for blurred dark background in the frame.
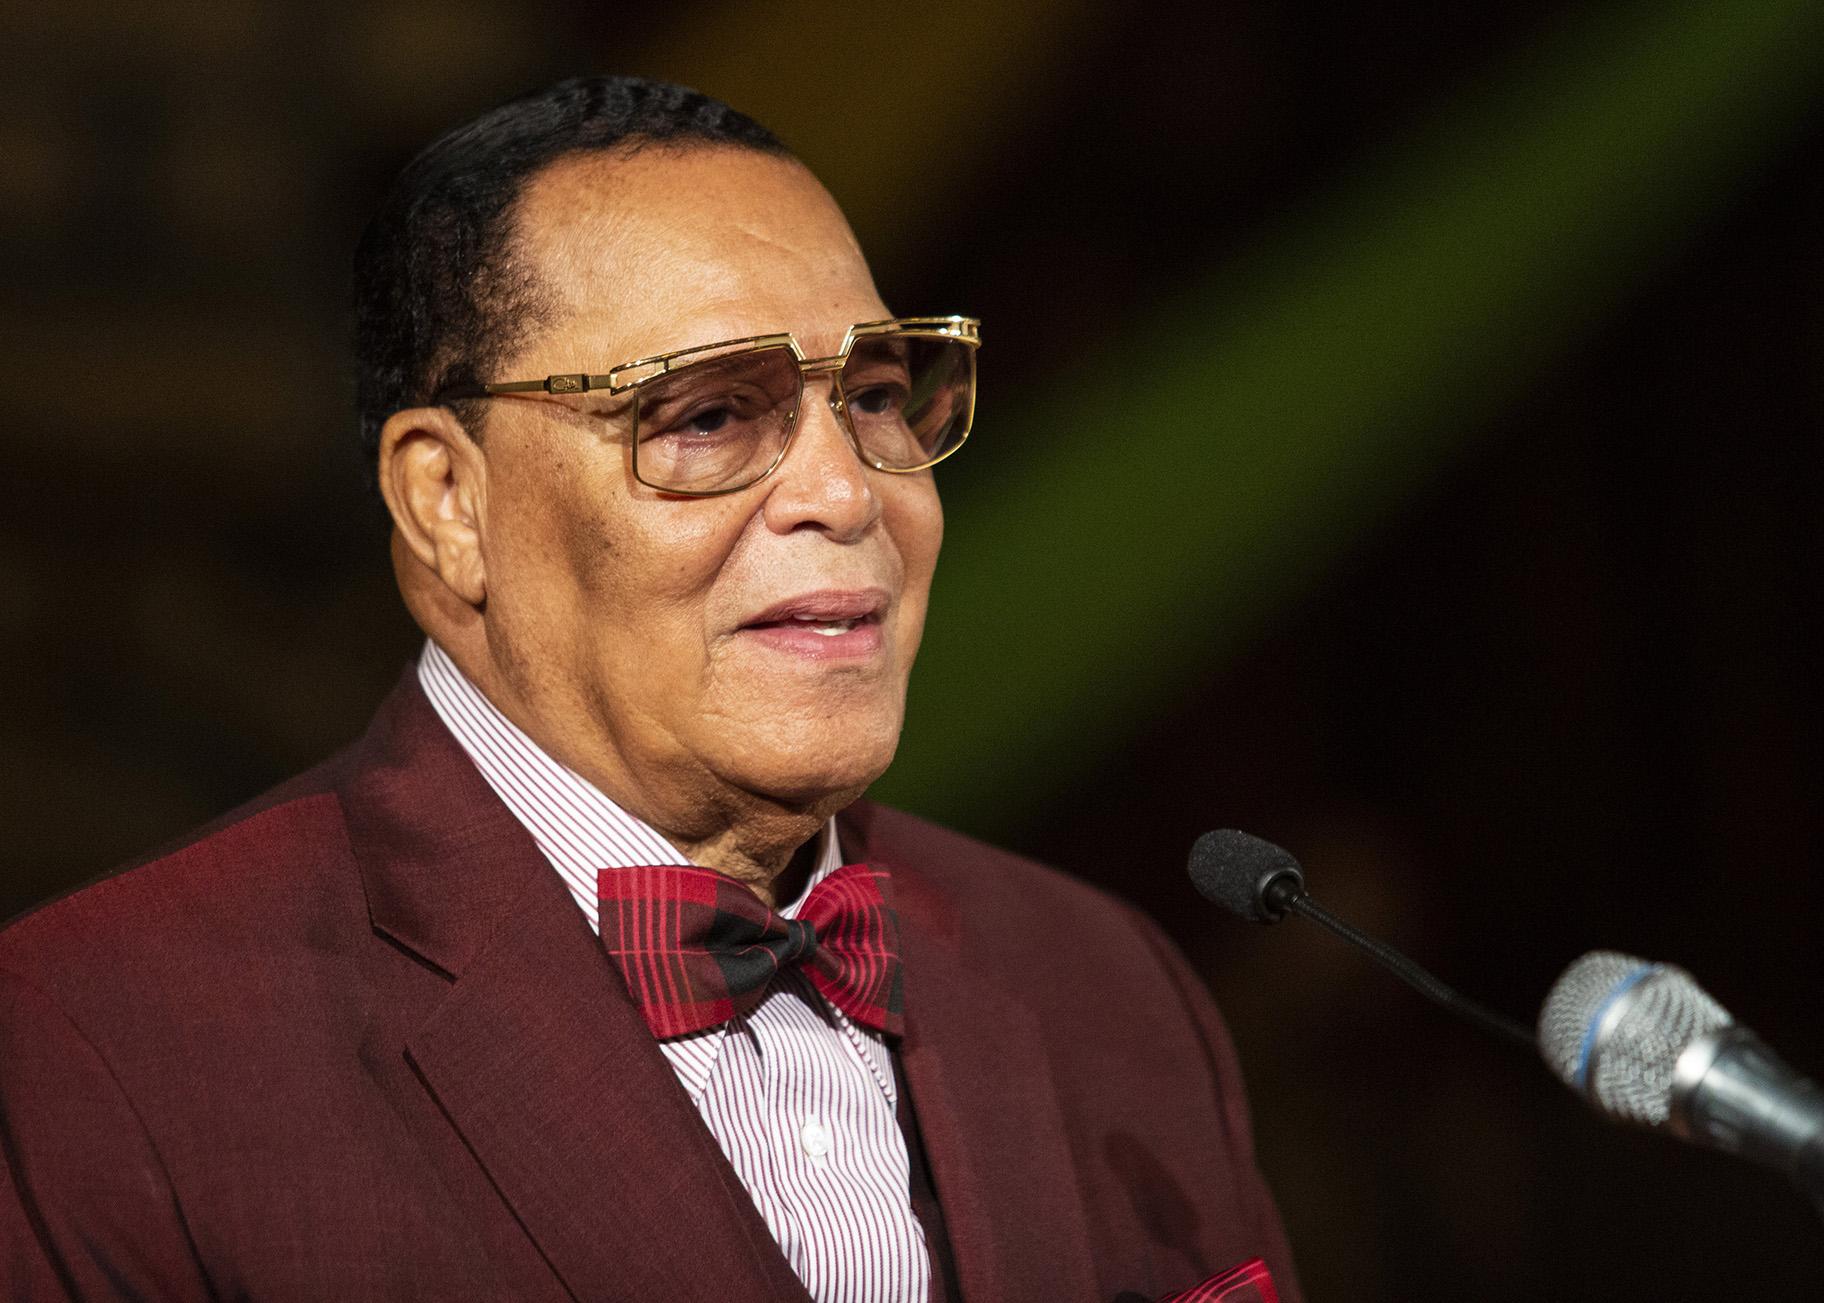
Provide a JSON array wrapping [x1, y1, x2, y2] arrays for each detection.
[[4, 0, 1821, 1297]]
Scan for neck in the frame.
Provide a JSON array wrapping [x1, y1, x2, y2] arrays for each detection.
[[527, 715, 838, 909], [678, 829, 824, 910]]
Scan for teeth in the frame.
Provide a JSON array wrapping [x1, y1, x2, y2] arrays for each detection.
[[789, 615, 858, 635]]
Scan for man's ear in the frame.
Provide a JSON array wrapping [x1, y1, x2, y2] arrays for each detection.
[[377, 406, 488, 607]]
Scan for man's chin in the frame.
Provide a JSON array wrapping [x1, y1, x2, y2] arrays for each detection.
[[750, 758, 890, 813], [683, 686, 906, 812], [729, 736, 898, 815]]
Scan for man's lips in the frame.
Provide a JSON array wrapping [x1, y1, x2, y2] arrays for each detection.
[[736, 588, 889, 658], [739, 587, 889, 630]]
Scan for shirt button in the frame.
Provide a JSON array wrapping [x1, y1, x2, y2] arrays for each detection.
[[800, 1119, 832, 1160]]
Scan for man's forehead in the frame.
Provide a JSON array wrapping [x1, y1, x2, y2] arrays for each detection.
[[510, 147, 881, 358]]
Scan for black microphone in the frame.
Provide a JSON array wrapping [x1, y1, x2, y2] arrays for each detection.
[[1538, 951, 1824, 1201], [1188, 829, 1533, 1049]]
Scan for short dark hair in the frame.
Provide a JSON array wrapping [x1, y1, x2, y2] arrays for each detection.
[[352, 75, 790, 462]]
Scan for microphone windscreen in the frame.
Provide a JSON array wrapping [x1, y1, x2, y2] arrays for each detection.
[[1537, 950, 1732, 1126], [1188, 829, 1303, 923]]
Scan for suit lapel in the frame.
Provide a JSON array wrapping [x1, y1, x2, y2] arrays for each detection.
[[342, 676, 808, 1303], [848, 810, 1102, 1303], [403, 871, 809, 1303]]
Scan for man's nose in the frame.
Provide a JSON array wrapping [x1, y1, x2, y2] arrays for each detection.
[[758, 375, 880, 540]]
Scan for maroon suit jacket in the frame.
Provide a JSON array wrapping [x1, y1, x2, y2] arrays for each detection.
[[0, 675, 1297, 1301]]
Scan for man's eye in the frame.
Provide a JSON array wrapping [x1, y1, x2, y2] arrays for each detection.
[[644, 387, 769, 439], [848, 384, 908, 417], [682, 405, 736, 435]]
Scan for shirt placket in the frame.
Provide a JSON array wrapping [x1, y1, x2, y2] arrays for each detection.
[[753, 991, 825, 1296]]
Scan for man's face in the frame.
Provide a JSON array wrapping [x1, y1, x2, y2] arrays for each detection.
[[470, 147, 943, 835]]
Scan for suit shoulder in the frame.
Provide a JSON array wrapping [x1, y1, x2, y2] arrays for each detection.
[[0, 756, 358, 992]]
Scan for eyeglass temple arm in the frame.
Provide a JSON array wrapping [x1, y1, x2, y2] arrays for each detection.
[[433, 374, 615, 403]]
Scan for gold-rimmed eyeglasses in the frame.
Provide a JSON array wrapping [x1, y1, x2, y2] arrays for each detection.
[[434, 315, 980, 496]]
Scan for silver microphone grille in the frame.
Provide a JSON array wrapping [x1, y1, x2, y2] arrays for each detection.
[[1537, 950, 1732, 1127]]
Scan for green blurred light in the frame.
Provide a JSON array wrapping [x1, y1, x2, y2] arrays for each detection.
[[876, 0, 1824, 834]]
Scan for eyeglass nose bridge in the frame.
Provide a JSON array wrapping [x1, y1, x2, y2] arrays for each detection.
[[788, 352, 865, 447]]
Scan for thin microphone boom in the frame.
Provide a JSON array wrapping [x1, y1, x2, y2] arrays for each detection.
[[1279, 892, 1534, 1049], [1187, 828, 1533, 1049]]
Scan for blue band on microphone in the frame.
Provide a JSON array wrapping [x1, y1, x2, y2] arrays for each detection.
[[1574, 962, 1657, 1090]]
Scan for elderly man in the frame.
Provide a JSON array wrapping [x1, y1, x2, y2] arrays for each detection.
[[0, 77, 1296, 1302]]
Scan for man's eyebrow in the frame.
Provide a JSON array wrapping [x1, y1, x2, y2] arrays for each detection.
[[850, 337, 913, 361]]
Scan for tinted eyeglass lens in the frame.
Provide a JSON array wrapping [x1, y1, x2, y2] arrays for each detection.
[[633, 347, 801, 493], [840, 335, 975, 469]]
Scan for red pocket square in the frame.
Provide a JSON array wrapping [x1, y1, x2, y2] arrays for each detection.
[[1159, 1256, 1277, 1303]]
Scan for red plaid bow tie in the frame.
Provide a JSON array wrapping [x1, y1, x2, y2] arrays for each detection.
[[597, 862, 905, 1040]]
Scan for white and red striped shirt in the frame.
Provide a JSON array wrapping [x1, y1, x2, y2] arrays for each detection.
[[418, 641, 931, 1303]]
